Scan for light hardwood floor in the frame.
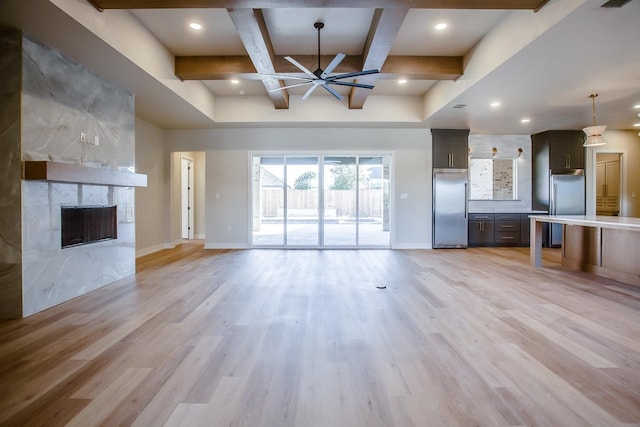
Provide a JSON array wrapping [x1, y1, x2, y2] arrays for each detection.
[[1, 243, 639, 426]]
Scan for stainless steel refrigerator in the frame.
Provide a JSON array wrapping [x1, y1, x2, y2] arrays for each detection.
[[433, 168, 468, 248], [549, 169, 585, 246]]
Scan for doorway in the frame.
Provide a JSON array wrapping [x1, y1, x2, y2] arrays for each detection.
[[181, 157, 194, 239], [251, 154, 391, 248], [595, 153, 621, 216]]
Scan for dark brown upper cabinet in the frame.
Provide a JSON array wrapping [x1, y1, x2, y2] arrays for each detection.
[[532, 130, 585, 170], [432, 129, 470, 169]]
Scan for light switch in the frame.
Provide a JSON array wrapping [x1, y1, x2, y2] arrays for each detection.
[[400, 193, 408, 199], [215, 193, 220, 199]]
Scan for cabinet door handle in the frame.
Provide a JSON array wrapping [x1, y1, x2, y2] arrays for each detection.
[[501, 225, 515, 228], [565, 154, 571, 168], [500, 236, 515, 240], [448, 153, 453, 168]]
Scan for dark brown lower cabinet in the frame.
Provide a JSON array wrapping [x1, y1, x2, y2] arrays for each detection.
[[469, 213, 532, 247], [469, 214, 494, 246]]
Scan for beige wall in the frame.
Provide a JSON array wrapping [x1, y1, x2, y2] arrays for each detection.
[[136, 127, 640, 254], [165, 127, 433, 249], [135, 118, 171, 256]]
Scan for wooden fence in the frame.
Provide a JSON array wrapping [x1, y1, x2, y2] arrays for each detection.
[[261, 189, 383, 218]]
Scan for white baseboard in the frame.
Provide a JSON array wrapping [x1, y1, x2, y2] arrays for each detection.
[[204, 243, 250, 250], [392, 243, 432, 250], [195, 234, 205, 239], [136, 243, 175, 258]]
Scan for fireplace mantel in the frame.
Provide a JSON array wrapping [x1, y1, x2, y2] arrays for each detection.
[[23, 161, 147, 187]]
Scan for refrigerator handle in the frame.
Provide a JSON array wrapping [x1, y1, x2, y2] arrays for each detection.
[[551, 183, 558, 215], [464, 182, 467, 218]]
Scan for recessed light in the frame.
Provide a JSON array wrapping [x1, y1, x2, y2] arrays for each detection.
[[634, 123, 640, 127], [490, 101, 501, 108], [189, 22, 202, 30], [435, 22, 448, 31], [634, 104, 640, 109], [521, 118, 531, 123], [398, 79, 407, 85], [230, 79, 239, 85]]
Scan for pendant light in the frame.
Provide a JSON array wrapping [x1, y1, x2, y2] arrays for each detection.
[[583, 93, 606, 147]]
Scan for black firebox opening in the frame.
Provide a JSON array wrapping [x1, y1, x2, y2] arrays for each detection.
[[61, 206, 117, 249]]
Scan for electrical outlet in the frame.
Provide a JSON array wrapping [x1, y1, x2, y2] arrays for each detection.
[[94, 136, 99, 146], [80, 132, 86, 142]]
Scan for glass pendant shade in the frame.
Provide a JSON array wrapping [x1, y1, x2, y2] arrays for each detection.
[[582, 93, 606, 147], [583, 125, 607, 147]]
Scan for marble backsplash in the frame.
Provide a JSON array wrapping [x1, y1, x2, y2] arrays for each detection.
[[0, 31, 136, 317], [21, 35, 134, 169]]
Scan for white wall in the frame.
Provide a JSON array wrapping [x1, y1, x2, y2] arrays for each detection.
[[585, 130, 640, 217], [165, 128, 433, 249], [135, 118, 170, 256]]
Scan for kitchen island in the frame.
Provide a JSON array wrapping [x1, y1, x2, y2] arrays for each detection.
[[529, 215, 640, 286]]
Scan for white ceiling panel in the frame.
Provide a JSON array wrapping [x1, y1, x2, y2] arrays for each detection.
[[261, 8, 375, 56], [131, 9, 246, 56], [391, 9, 508, 56]]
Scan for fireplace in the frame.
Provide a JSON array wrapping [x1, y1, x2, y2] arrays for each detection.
[[61, 206, 118, 248]]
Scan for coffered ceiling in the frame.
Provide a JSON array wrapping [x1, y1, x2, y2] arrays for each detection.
[[1, 0, 639, 133]]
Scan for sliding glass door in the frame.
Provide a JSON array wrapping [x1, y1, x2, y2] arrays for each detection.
[[252, 154, 390, 248]]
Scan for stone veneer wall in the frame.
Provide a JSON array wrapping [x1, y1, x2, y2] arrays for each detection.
[[0, 31, 136, 317], [0, 31, 23, 318]]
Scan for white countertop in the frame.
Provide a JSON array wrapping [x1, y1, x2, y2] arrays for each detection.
[[529, 215, 640, 231]]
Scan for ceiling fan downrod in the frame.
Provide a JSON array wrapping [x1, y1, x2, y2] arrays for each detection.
[[314, 21, 324, 76]]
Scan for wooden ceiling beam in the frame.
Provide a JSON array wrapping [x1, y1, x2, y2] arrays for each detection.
[[175, 55, 462, 81], [227, 8, 288, 109], [349, 8, 408, 109], [90, 0, 548, 11]]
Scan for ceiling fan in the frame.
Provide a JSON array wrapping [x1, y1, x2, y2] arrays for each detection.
[[264, 22, 379, 101]]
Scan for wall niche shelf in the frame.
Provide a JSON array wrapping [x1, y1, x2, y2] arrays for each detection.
[[23, 161, 147, 187]]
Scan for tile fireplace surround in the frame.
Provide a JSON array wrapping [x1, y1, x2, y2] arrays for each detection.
[[0, 31, 145, 317]]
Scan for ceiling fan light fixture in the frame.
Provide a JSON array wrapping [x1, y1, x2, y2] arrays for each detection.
[[583, 93, 607, 147], [263, 21, 379, 102]]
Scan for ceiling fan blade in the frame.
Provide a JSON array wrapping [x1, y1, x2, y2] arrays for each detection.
[[260, 73, 312, 81], [302, 84, 319, 100], [269, 81, 313, 92], [327, 81, 375, 90], [321, 53, 346, 79], [321, 84, 344, 101], [284, 56, 315, 78], [327, 69, 379, 81]]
